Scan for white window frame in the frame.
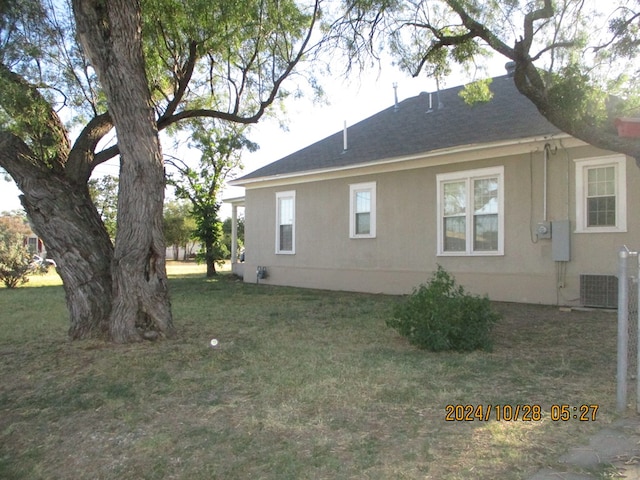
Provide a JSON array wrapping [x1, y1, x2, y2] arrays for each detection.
[[436, 166, 504, 256], [275, 190, 296, 254], [574, 155, 627, 233], [349, 182, 377, 239]]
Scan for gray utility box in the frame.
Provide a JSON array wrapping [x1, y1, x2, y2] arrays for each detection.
[[551, 220, 571, 262]]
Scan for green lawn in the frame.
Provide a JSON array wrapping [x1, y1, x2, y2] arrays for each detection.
[[0, 263, 623, 479]]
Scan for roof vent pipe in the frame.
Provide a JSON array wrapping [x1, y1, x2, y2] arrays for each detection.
[[393, 82, 399, 111], [343, 120, 347, 151], [435, 77, 444, 110]]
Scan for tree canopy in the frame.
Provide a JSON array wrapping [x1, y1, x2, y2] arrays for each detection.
[[163, 200, 196, 261], [335, 0, 640, 161], [0, 0, 323, 341]]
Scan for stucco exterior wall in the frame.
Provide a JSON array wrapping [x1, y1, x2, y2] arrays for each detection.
[[241, 142, 639, 306]]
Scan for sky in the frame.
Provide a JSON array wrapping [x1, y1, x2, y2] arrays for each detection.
[[0, 59, 507, 218]]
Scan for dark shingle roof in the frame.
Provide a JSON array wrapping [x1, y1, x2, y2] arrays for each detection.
[[236, 75, 562, 182]]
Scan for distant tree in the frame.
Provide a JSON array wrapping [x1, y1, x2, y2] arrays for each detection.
[[166, 121, 257, 276], [163, 201, 196, 260], [0, 214, 32, 288], [88, 175, 118, 239], [0, 214, 29, 235]]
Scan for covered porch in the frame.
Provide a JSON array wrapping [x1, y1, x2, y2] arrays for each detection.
[[223, 196, 245, 279]]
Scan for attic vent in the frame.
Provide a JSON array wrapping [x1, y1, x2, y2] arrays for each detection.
[[580, 274, 618, 308]]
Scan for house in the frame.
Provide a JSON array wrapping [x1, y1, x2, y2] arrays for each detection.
[[24, 233, 46, 256], [227, 73, 639, 307]]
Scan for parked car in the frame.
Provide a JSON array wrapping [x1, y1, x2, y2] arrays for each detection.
[[32, 254, 57, 268]]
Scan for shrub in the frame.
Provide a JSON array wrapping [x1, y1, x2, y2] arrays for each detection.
[[0, 241, 32, 288], [387, 266, 501, 352]]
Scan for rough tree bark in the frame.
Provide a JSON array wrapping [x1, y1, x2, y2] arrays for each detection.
[[0, 132, 114, 339], [205, 239, 216, 277], [0, 0, 319, 341], [0, 57, 116, 339], [22, 180, 114, 339], [72, 0, 175, 342]]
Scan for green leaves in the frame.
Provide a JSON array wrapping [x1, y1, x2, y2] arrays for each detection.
[[387, 265, 500, 352], [458, 78, 493, 104], [546, 64, 608, 129], [341, 0, 640, 160], [143, 0, 319, 118], [0, 214, 33, 288], [166, 120, 255, 274], [163, 200, 196, 258], [88, 175, 118, 239]]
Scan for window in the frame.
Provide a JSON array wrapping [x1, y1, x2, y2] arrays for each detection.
[[350, 182, 376, 238], [276, 191, 295, 253], [437, 166, 504, 256], [27, 237, 38, 253], [575, 156, 626, 233]]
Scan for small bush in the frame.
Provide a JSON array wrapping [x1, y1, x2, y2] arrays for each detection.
[[387, 266, 500, 352], [0, 242, 32, 289]]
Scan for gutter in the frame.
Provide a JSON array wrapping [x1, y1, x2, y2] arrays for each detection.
[[230, 133, 580, 188]]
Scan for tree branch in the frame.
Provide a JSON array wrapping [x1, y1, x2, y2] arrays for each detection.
[[531, 41, 576, 62], [0, 131, 45, 189], [82, 1, 323, 170], [522, 0, 554, 53], [157, 40, 198, 123], [0, 63, 71, 171], [410, 29, 477, 77], [67, 111, 114, 183], [445, 0, 515, 60]]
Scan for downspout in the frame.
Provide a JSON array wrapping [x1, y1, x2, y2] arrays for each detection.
[[543, 143, 550, 222], [543, 142, 558, 222]]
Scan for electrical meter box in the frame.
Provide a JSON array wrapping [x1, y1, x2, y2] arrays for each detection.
[[551, 220, 570, 261], [536, 221, 551, 239]]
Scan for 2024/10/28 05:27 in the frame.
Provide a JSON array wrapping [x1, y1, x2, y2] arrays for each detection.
[[444, 404, 599, 422]]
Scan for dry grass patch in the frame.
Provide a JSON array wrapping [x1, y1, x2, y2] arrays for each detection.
[[0, 268, 624, 479]]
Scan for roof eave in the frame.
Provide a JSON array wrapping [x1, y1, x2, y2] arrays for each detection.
[[229, 133, 579, 188]]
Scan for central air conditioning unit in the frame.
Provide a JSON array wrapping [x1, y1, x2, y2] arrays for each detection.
[[579, 274, 618, 309]]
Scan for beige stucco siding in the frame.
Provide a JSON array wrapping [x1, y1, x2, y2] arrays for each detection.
[[242, 142, 639, 305]]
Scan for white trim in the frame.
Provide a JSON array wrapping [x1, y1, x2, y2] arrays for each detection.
[[349, 182, 377, 238], [574, 155, 627, 233], [222, 195, 245, 206], [275, 190, 296, 254], [230, 134, 578, 189], [436, 166, 504, 256]]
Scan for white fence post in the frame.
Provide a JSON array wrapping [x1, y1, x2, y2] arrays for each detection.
[[618, 247, 629, 412], [637, 253, 640, 414]]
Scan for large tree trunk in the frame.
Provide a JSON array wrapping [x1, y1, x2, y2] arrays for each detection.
[[0, 133, 113, 339], [73, 0, 175, 342], [21, 177, 114, 339]]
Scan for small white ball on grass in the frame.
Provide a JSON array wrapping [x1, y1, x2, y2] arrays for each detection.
[[210, 338, 219, 347]]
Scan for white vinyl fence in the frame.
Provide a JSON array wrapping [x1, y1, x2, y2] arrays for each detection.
[[617, 247, 640, 413]]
